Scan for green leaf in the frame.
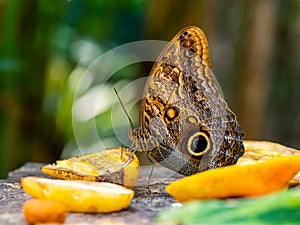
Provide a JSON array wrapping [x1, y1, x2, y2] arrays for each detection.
[[157, 188, 300, 225]]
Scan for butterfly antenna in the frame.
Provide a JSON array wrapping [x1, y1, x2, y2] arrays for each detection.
[[114, 88, 135, 129]]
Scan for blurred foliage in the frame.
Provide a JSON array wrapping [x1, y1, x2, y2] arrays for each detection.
[[0, 0, 147, 177], [0, 0, 299, 178]]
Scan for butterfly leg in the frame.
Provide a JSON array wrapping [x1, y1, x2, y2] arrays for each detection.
[[145, 154, 156, 189]]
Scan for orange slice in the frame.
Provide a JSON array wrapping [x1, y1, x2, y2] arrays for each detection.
[[239, 140, 300, 186], [166, 156, 300, 202], [23, 199, 67, 224], [21, 176, 134, 213], [42, 147, 140, 188]]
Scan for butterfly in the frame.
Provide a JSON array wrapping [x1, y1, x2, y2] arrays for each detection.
[[129, 26, 244, 176]]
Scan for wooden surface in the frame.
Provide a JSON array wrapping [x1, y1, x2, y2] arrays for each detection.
[[0, 163, 183, 225]]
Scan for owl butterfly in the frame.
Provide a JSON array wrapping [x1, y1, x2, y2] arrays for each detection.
[[129, 26, 245, 176]]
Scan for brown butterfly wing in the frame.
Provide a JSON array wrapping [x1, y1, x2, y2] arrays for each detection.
[[130, 26, 244, 175]]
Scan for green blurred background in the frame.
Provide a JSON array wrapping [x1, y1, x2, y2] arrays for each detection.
[[0, 0, 299, 178]]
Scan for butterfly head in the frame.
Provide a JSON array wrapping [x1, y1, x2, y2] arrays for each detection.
[[129, 127, 155, 153]]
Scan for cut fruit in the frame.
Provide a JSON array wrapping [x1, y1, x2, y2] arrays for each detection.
[[23, 199, 67, 224], [41, 147, 140, 188], [239, 140, 300, 164], [166, 156, 300, 202], [21, 176, 134, 213], [239, 140, 300, 186]]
